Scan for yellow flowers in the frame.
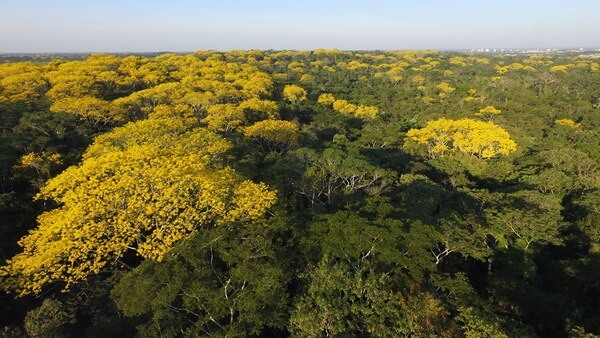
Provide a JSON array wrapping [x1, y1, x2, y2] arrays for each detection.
[[0, 119, 277, 295], [203, 103, 245, 132], [239, 98, 279, 121], [283, 85, 307, 105], [229, 181, 277, 221], [550, 64, 575, 74], [405, 118, 517, 159], [317, 93, 379, 119], [475, 106, 502, 119], [354, 105, 379, 119], [317, 93, 336, 105], [332, 99, 359, 115], [435, 82, 456, 94], [242, 120, 299, 149], [17, 152, 62, 171], [554, 118, 580, 129], [29, 53, 276, 125], [51, 96, 119, 124], [13, 152, 63, 189], [0, 63, 48, 105], [495, 62, 536, 75]]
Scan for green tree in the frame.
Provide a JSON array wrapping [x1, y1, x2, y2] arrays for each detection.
[[24, 298, 75, 338], [112, 222, 289, 337], [290, 258, 411, 337], [281, 148, 394, 206], [432, 273, 536, 338]]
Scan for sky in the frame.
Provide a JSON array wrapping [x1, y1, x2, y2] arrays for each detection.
[[1, 0, 599, 53]]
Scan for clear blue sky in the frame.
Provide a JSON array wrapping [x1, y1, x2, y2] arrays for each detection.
[[1, 0, 598, 52]]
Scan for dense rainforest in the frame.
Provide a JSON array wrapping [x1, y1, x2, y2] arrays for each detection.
[[0, 50, 599, 337]]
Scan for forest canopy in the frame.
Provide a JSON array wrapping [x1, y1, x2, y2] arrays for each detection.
[[0, 50, 599, 337]]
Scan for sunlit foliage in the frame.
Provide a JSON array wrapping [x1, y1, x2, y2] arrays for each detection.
[[406, 118, 517, 159], [318, 93, 379, 119], [554, 118, 580, 129], [0, 119, 277, 294], [1, 49, 600, 337], [242, 119, 299, 151], [282, 84, 307, 105]]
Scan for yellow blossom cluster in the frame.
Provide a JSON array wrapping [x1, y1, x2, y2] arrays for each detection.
[[406, 118, 517, 159]]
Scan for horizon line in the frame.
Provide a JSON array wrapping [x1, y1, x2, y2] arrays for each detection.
[[2, 46, 600, 55]]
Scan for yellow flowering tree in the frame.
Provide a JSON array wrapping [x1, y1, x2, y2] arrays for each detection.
[[282, 85, 307, 105], [0, 119, 277, 295], [0, 62, 48, 108], [354, 105, 379, 119], [318, 93, 379, 119], [317, 93, 336, 105], [554, 118, 580, 129], [15, 152, 62, 178], [242, 120, 299, 151], [435, 82, 456, 98], [238, 98, 279, 122], [475, 105, 502, 120], [332, 99, 358, 115], [405, 118, 517, 159], [50, 96, 120, 124], [202, 103, 246, 133], [13, 152, 63, 190]]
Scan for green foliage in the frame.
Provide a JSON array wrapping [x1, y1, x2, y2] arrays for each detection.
[[24, 298, 74, 338], [279, 147, 395, 206], [290, 258, 412, 337], [305, 209, 404, 267], [397, 174, 449, 222], [432, 273, 536, 337], [112, 222, 289, 337], [484, 190, 564, 251], [1, 50, 600, 337]]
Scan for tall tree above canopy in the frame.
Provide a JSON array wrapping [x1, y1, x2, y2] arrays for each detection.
[[405, 118, 517, 159], [0, 62, 48, 111], [0, 119, 277, 295], [242, 119, 299, 152], [282, 84, 307, 105]]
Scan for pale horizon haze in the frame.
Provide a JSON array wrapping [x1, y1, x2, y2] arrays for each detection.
[[1, 0, 599, 53]]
